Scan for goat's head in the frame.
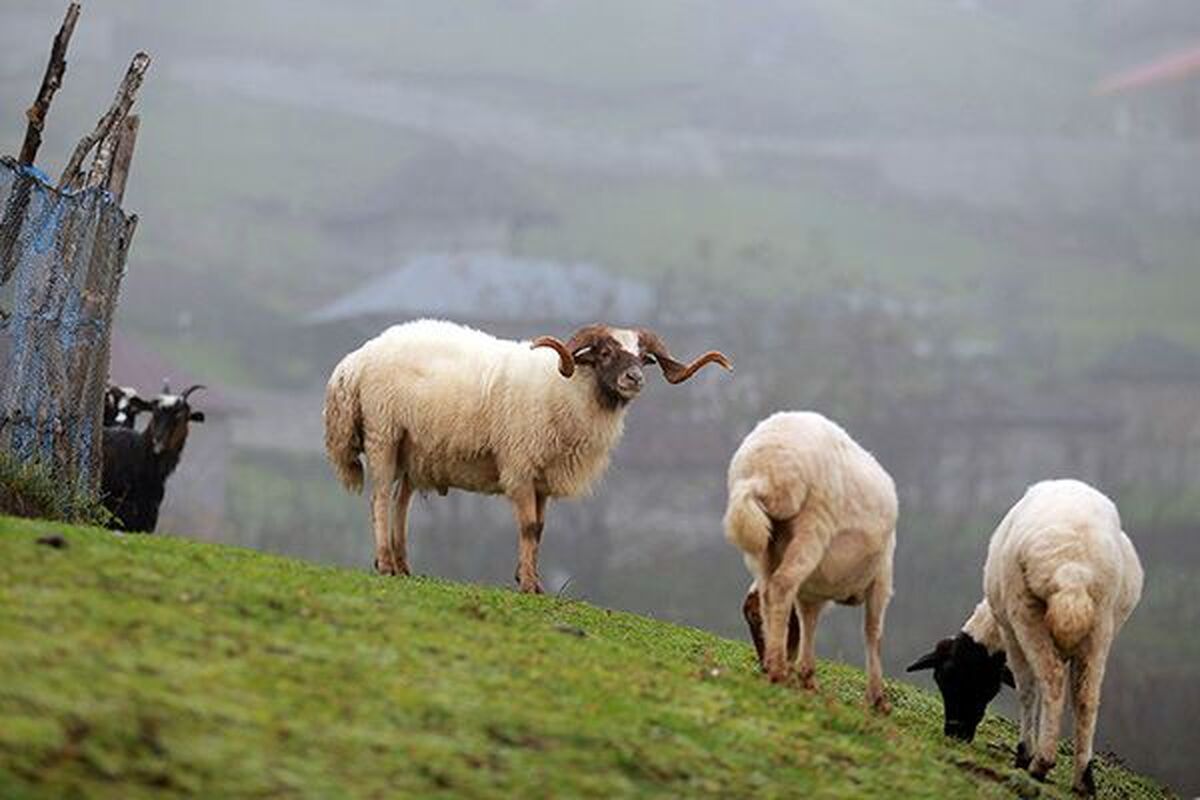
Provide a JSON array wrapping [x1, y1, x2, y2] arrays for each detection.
[[907, 631, 1015, 741], [104, 385, 153, 428], [147, 382, 206, 455], [532, 325, 731, 408]]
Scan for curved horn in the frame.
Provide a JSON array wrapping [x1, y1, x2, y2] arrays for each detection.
[[181, 384, 206, 400], [639, 330, 732, 384], [531, 336, 575, 378], [659, 350, 733, 384]]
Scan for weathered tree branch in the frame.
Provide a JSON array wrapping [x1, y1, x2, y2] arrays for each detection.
[[59, 51, 151, 191], [104, 115, 140, 203], [18, 3, 81, 166]]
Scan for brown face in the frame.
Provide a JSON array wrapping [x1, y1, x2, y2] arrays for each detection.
[[531, 324, 732, 409], [743, 586, 800, 671], [147, 393, 206, 455], [570, 328, 647, 408]]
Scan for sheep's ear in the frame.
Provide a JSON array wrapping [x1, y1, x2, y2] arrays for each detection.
[[906, 650, 941, 673], [907, 638, 952, 672], [189, 411, 205, 423]]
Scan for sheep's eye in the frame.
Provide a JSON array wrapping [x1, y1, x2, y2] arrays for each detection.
[[642, 355, 655, 365]]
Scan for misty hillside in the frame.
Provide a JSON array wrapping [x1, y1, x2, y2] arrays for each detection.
[[2, 0, 1197, 387], [0, 518, 1173, 799], [3, 2, 1198, 793]]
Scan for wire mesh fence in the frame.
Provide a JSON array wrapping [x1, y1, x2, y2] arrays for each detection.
[[0, 157, 136, 496]]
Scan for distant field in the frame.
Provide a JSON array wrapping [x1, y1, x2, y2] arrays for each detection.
[[0, 517, 1172, 798], [1, 0, 1195, 386]]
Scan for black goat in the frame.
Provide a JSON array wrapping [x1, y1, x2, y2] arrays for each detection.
[[103, 385, 152, 428], [100, 384, 205, 532]]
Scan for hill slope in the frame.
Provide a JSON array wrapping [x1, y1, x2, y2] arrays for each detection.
[[0, 517, 1169, 799]]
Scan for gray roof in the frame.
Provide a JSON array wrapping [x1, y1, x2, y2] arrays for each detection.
[[307, 252, 658, 326], [1088, 334, 1200, 383]]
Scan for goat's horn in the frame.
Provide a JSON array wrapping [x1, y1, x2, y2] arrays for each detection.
[[181, 384, 206, 400], [162, 379, 171, 394], [531, 336, 575, 378]]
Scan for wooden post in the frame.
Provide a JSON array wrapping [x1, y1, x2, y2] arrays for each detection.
[[59, 52, 151, 192], [104, 115, 140, 203], [18, 3, 81, 167]]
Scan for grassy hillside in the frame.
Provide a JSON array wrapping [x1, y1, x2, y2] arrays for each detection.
[[0, 517, 1170, 799]]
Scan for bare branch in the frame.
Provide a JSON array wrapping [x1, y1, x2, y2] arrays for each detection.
[[18, 3, 81, 166], [58, 51, 151, 191]]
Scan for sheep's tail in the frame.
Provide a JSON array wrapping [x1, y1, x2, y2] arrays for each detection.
[[724, 477, 773, 556], [1046, 562, 1096, 651], [323, 354, 365, 493]]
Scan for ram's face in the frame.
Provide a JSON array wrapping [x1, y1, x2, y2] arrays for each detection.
[[530, 324, 731, 408], [577, 328, 647, 406]]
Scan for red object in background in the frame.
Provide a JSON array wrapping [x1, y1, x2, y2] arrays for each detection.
[[1096, 43, 1200, 95]]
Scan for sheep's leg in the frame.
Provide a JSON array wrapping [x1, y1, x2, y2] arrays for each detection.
[[1010, 616, 1068, 781], [366, 439, 400, 575], [509, 484, 544, 594], [762, 517, 827, 684], [863, 577, 891, 713], [389, 474, 413, 577], [796, 599, 825, 690], [1069, 626, 1112, 796], [1004, 638, 1038, 769]]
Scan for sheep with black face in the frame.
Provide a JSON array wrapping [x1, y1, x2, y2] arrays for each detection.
[[100, 384, 205, 532], [323, 318, 731, 592], [906, 601, 1015, 741], [908, 480, 1143, 796]]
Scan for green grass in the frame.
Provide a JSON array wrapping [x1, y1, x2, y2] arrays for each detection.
[[0, 456, 111, 528], [0, 517, 1171, 799]]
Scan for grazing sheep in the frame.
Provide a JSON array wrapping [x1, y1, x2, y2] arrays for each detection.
[[100, 384, 205, 532], [323, 318, 731, 592], [725, 411, 898, 711], [103, 385, 151, 428], [908, 479, 1143, 795]]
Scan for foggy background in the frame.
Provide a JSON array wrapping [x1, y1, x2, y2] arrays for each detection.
[[3, 1, 1198, 792]]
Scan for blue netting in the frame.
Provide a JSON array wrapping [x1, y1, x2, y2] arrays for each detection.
[[0, 157, 134, 493]]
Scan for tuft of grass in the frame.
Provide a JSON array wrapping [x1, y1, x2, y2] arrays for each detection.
[[0, 455, 111, 527], [0, 515, 1173, 799]]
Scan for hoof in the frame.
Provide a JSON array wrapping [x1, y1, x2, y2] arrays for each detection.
[[517, 580, 544, 594], [373, 558, 408, 576], [798, 672, 819, 692], [1029, 757, 1055, 783], [868, 693, 891, 715], [1073, 759, 1096, 796], [765, 667, 791, 685], [1013, 741, 1033, 770]]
